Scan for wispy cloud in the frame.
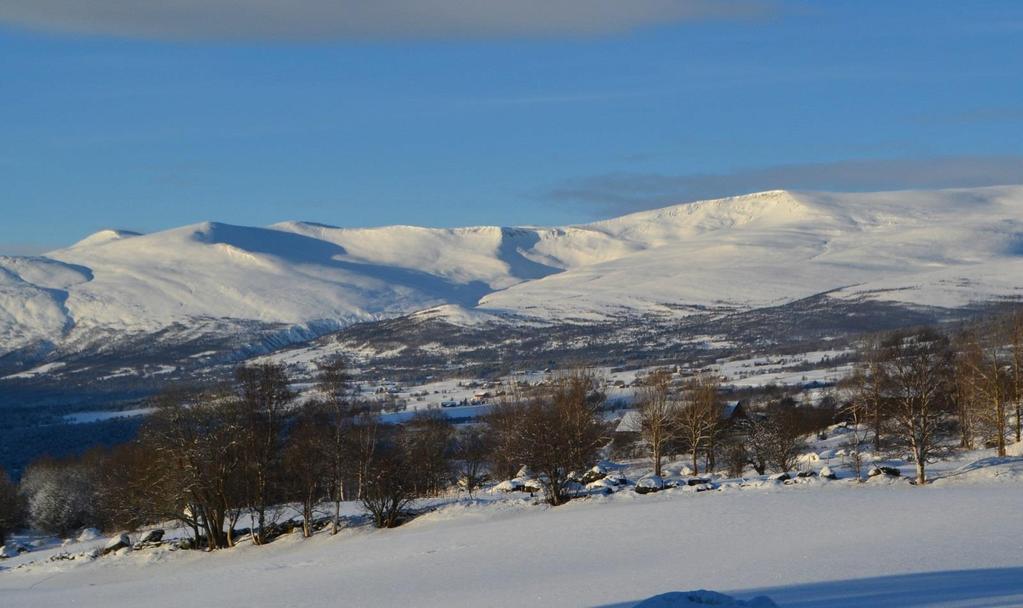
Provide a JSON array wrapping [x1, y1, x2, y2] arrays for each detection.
[[0, 0, 772, 41], [548, 155, 1023, 215]]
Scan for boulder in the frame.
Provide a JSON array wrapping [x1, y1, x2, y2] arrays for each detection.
[[604, 471, 628, 486], [77, 527, 102, 542], [139, 529, 164, 544], [686, 477, 712, 486], [635, 474, 665, 494], [797, 452, 821, 465], [102, 533, 132, 556], [819, 466, 838, 480], [494, 478, 526, 492], [522, 478, 545, 493], [869, 465, 901, 477], [585, 478, 617, 494], [562, 480, 585, 495], [768, 472, 790, 482], [581, 465, 608, 484], [1, 543, 23, 559]]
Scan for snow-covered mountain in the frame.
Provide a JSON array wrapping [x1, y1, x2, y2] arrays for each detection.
[[4, 185, 1023, 364]]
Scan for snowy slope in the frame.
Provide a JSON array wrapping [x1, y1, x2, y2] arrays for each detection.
[[478, 186, 1023, 318], [3, 186, 1023, 358], [2, 477, 1022, 607]]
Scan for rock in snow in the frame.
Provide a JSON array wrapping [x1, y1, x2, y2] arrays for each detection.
[[1, 543, 23, 558], [138, 529, 164, 544], [634, 590, 778, 607], [76, 528, 102, 542], [102, 534, 132, 556], [494, 478, 527, 493], [635, 474, 665, 494]]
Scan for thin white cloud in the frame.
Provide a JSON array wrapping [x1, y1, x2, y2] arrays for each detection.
[[0, 0, 771, 41], [549, 156, 1023, 215]]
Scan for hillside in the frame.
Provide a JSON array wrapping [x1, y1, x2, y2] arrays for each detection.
[[2, 186, 1023, 374], [3, 446, 1023, 607]]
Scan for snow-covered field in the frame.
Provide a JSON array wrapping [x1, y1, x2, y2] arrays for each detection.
[[3, 446, 1023, 607]]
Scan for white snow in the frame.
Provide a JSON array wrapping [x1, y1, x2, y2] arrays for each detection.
[[5, 186, 1023, 356], [2, 361, 66, 380], [2, 462, 1022, 607]]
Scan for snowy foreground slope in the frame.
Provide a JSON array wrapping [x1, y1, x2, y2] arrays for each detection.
[[4, 185, 1023, 359], [3, 452, 1023, 607]]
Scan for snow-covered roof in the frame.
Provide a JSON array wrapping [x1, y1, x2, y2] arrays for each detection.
[[615, 410, 642, 433]]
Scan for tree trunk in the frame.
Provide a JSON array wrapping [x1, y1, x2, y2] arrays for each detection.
[[873, 407, 881, 453], [1016, 402, 1022, 444]]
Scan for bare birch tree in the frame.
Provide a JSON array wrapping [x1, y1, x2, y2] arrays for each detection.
[[675, 374, 721, 475], [879, 329, 952, 485], [490, 371, 609, 506], [636, 368, 676, 477], [316, 356, 353, 534], [235, 363, 293, 545], [961, 333, 1009, 456]]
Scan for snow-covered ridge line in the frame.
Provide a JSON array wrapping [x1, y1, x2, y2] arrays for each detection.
[[3, 185, 1023, 359]]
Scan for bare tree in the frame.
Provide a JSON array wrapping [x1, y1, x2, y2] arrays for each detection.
[[316, 356, 353, 535], [738, 398, 807, 474], [675, 374, 721, 475], [636, 369, 676, 477], [837, 397, 870, 481], [1005, 312, 1023, 443], [0, 468, 24, 546], [350, 413, 381, 501], [235, 363, 293, 545], [718, 435, 748, 478], [490, 371, 609, 506], [360, 430, 417, 528], [879, 329, 953, 485], [283, 402, 331, 538], [850, 337, 890, 452], [142, 388, 244, 549], [948, 334, 981, 450], [402, 410, 455, 497], [961, 333, 1010, 456], [94, 441, 181, 534], [739, 414, 771, 475], [453, 427, 491, 499]]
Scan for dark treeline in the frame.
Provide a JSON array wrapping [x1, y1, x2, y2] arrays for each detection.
[[4, 310, 1023, 549], [0, 360, 615, 549], [625, 311, 1023, 485]]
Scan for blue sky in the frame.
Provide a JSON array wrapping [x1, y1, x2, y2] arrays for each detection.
[[1, 0, 1022, 253]]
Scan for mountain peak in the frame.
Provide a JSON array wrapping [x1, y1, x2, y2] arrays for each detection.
[[68, 229, 142, 249]]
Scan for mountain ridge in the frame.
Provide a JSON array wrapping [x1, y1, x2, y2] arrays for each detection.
[[4, 185, 1023, 364]]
